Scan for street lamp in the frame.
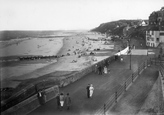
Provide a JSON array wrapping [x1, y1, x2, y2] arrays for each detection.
[[128, 39, 131, 70], [130, 50, 131, 70]]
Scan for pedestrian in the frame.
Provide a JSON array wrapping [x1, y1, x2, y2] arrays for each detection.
[[104, 66, 108, 74], [98, 66, 102, 75], [65, 93, 71, 110], [120, 57, 123, 62], [95, 65, 98, 73], [37, 90, 46, 105], [89, 84, 94, 98], [86, 84, 90, 98], [59, 93, 65, 110], [56, 94, 60, 109]]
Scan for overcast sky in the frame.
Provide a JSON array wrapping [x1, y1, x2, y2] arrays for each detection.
[[0, 0, 163, 30]]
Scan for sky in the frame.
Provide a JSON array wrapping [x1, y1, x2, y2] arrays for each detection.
[[0, 0, 164, 30]]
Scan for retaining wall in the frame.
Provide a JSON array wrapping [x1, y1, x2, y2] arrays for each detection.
[[159, 71, 164, 113], [59, 47, 129, 88], [2, 85, 59, 115]]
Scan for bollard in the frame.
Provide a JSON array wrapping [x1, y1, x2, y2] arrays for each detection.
[[104, 104, 106, 115]]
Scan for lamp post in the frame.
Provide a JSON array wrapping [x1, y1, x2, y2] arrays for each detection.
[[129, 47, 131, 70], [128, 39, 131, 70]]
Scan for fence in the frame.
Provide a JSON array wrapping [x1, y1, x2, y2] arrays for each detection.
[[95, 58, 152, 115]]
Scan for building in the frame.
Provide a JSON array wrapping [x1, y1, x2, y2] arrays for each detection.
[[146, 27, 164, 47], [146, 7, 164, 47], [138, 20, 148, 26]]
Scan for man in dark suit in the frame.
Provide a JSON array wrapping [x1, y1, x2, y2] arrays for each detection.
[[86, 84, 90, 98]]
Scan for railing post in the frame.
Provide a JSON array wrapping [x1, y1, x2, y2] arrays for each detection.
[[104, 104, 106, 115], [132, 74, 134, 83], [115, 92, 117, 103], [147, 59, 149, 66], [148, 58, 151, 66], [124, 82, 127, 91], [145, 61, 147, 68], [138, 67, 140, 75], [150, 58, 152, 65]]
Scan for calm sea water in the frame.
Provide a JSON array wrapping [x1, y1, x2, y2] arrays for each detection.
[[0, 30, 83, 41]]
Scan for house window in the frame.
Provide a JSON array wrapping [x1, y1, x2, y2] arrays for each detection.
[[151, 37, 154, 41], [152, 31, 154, 35], [147, 42, 150, 46], [156, 38, 159, 42], [160, 33, 164, 36]]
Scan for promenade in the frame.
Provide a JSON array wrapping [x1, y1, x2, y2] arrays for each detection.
[[110, 66, 158, 114], [29, 54, 150, 115]]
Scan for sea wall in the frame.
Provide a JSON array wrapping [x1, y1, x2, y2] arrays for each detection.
[[59, 47, 129, 87], [2, 85, 59, 115]]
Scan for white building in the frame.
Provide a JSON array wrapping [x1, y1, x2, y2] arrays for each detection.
[[146, 29, 164, 47]]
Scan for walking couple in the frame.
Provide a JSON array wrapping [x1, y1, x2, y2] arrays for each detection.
[[86, 84, 94, 98], [56, 93, 71, 110]]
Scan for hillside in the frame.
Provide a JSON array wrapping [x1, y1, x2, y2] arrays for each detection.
[[91, 20, 148, 39]]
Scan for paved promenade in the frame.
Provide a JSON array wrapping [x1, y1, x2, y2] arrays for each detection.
[[110, 66, 158, 114], [28, 54, 150, 115]]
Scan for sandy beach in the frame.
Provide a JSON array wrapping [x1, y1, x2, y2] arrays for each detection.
[[0, 31, 121, 88]]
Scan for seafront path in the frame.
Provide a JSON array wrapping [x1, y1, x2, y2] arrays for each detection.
[[28, 49, 157, 115], [110, 65, 159, 114]]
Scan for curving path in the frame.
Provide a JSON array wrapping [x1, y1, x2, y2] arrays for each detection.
[[28, 55, 148, 115]]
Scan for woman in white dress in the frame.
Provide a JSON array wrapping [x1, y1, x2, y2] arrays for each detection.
[[59, 93, 65, 110], [104, 66, 108, 74], [89, 84, 94, 98]]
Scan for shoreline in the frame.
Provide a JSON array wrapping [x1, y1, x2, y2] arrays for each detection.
[[0, 32, 122, 89]]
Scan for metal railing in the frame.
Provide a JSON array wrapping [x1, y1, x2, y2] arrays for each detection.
[[95, 58, 152, 115]]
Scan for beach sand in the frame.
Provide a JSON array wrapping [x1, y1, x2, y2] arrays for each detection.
[[0, 32, 122, 88]]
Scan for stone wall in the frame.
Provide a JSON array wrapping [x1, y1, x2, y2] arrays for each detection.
[[2, 85, 59, 115], [138, 71, 164, 114], [159, 71, 164, 113], [59, 47, 129, 88]]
